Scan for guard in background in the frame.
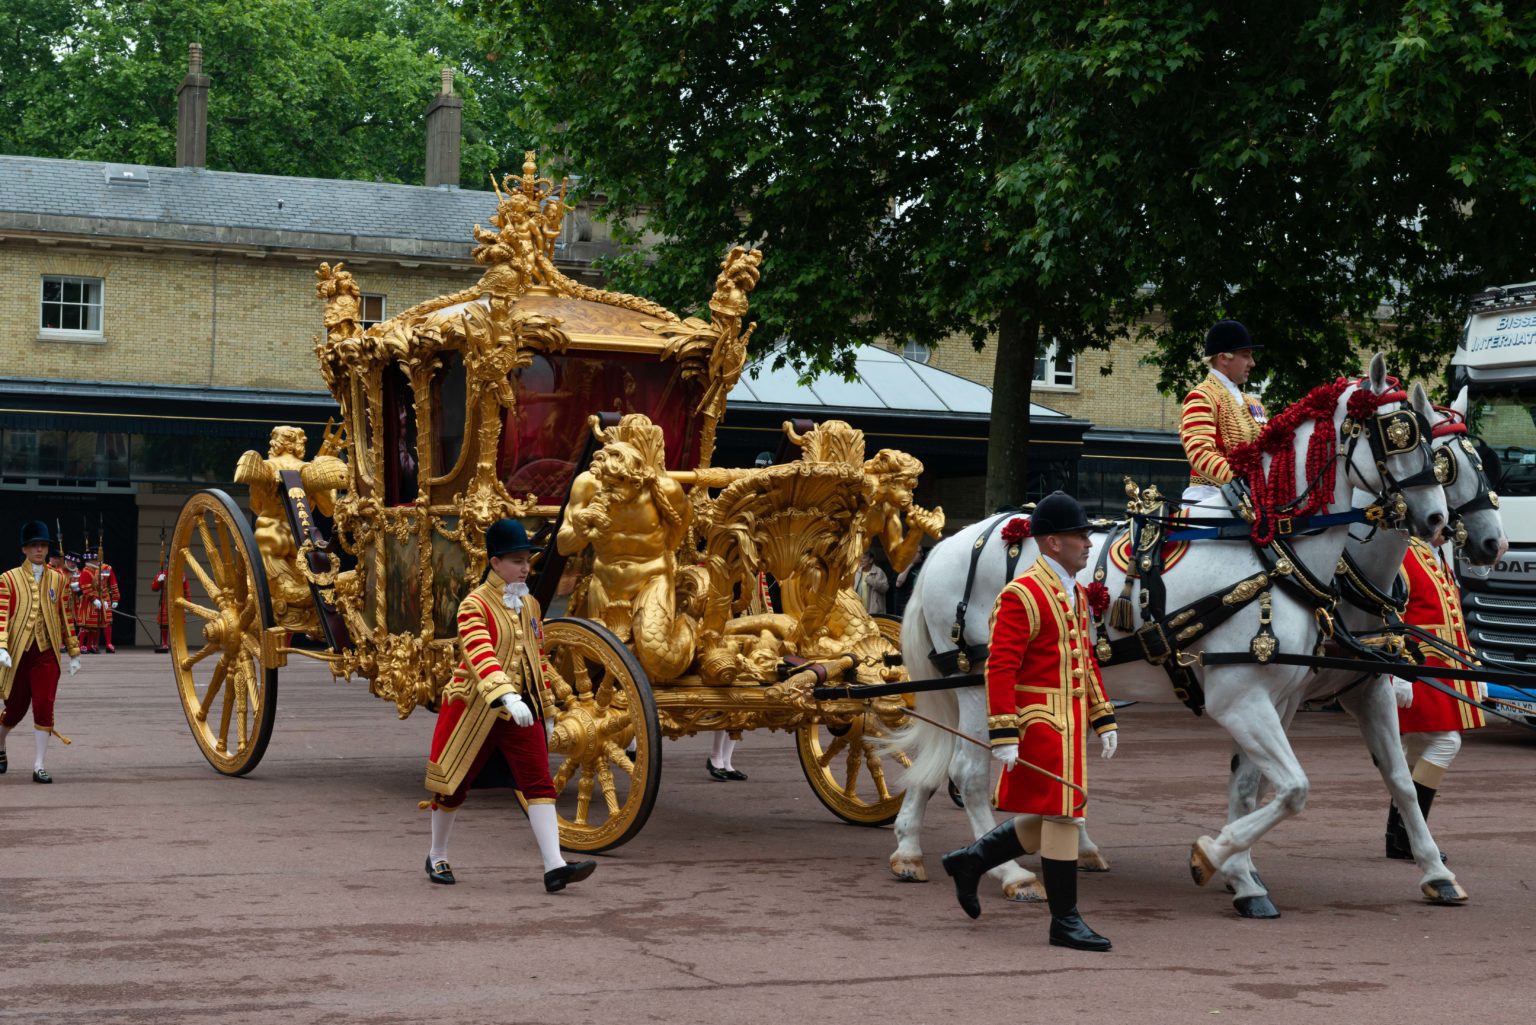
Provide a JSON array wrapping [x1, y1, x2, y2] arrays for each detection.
[[941, 492, 1120, 951], [1385, 537, 1486, 860], [77, 551, 121, 653], [0, 522, 82, 783], [420, 519, 597, 893], [1179, 320, 1268, 503], [151, 568, 188, 654]]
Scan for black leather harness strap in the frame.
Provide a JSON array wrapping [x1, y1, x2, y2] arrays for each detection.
[[930, 510, 1024, 675]]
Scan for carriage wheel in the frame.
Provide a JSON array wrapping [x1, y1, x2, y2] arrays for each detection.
[[796, 611, 909, 826], [169, 489, 278, 776], [526, 618, 662, 853]]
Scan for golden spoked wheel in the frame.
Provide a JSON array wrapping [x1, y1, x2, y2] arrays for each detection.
[[797, 612, 909, 826], [530, 617, 662, 853], [169, 489, 278, 776]]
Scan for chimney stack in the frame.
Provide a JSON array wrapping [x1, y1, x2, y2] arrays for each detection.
[[425, 67, 462, 188], [176, 43, 210, 168]]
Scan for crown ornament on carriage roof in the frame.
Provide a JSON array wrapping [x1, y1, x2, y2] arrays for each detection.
[[485, 150, 572, 267]]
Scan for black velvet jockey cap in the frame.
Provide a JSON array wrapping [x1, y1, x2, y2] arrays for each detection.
[[1029, 492, 1091, 535], [19, 520, 51, 546], [485, 518, 537, 558], [1203, 319, 1261, 357]]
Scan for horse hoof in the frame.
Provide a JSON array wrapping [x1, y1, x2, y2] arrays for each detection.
[[1077, 850, 1110, 873], [1233, 894, 1281, 919], [1421, 878, 1468, 904], [890, 857, 928, 883], [1003, 880, 1046, 903], [1189, 837, 1220, 887]]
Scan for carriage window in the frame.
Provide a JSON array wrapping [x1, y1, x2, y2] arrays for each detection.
[[383, 369, 418, 505], [497, 352, 704, 504], [431, 350, 468, 481]]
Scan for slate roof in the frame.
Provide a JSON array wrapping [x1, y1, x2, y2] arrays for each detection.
[[0, 154, 504, 260]]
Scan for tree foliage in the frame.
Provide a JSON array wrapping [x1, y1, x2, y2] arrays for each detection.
[[0, 0, 523, 186], [466, 0, 1536, 506]]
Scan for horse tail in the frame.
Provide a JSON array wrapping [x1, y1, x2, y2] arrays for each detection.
[[886, 570, 960, 793]]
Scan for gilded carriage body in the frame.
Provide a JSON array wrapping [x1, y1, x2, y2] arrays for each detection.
[[167, 154, 944, 849]]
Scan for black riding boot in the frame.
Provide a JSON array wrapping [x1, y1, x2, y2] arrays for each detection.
[[941, 820, 1025, 919], [1041, 856, 1111, 951], [1384, 801, 1411, 860], [1386, 782, 1448, 862]]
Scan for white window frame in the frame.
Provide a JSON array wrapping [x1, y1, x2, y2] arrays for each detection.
[[38, 275, 105, 343], [900, 339, 932, 365], [360, 293, 387, 330], [1032, 339, 1076, 389]]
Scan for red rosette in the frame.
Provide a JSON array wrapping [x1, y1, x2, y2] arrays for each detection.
[[1086, 581, 1111, 619], [1000, 516, 1031, 544]]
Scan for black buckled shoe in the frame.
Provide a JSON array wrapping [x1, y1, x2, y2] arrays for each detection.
[[706, 758, 732, 781], [32, 769, 52, 784], [425, 856, 455, 885], [723, 768, 748, 781], [1049, 911, 1112, 952], [544, 860, 596, 892], [0, 750, 8, 774]]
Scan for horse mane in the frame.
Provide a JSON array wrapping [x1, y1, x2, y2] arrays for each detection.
[[1228, 376, 1402, 544]]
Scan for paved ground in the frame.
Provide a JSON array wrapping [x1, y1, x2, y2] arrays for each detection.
[[3, 651, 1534, 1024]]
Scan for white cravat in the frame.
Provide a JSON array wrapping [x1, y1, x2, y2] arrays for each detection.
[[1041, 554, 1079, 611], [31, 563, 45, 581], [1209, 366, 1246, 405], [502, 581, 529, 612]]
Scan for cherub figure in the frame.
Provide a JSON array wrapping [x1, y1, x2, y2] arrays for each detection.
[[862, 449, 945, 573]]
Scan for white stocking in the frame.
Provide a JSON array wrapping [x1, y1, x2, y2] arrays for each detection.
[[528, 802, 567, 872], [429, 808, 455, 862], [710, 732, 737, 771], [0, 721, 11, 751], [35, 729, 48, 772]]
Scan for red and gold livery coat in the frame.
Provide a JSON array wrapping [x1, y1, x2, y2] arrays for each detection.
[[151, 571, 190, 627], [425, 580, 556, 797], [1397, 538, 1486, 734], [77, 563, 120, 630], [986, 558, 1118, 817], [1180, 372, 1268, 487], [0, 563, 81, 699]]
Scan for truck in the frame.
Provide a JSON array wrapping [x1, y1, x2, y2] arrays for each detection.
[[1450, 280, 1536, 723]]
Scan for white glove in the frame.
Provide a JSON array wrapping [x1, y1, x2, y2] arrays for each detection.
[[1391, 677, 1414, 709], [111, 601, 118, 609], [68, 657, 80, 676], [1476, 680, 1489, 703], [69, 581, 80, 592], [92, 598, 102, 609], [1100, 730, 1118, 759], [155, 573, 166, 584], [0, 650, 11, 669], [499, 693, 534, 728], [992, 743, 1019, 770]]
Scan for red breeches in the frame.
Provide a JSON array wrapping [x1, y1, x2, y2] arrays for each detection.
[[438, 718, 556, 809], [3, 647, 60, 729]]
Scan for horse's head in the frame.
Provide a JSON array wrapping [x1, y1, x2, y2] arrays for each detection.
[[1341, 353, 1448, 542], [1423, 385, 1507, 567]]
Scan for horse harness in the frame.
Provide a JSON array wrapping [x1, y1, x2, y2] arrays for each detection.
[[1087, 400, 1439, 715], [930, 511, 1029, 675]]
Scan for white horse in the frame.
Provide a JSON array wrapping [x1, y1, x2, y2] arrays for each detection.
[[889, 356, 1454, 916], [1217, 386, 1507, 913]]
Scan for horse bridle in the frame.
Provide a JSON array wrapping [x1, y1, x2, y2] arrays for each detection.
[[1429, 409, 1501, 546], [1341, 398, 1439, 528]]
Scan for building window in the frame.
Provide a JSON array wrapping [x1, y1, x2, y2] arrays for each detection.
[[901, 340, 931, 365], [40, 276, 104, 337], [1033, 339, 1075, 388], [361, 293, 386, 330]]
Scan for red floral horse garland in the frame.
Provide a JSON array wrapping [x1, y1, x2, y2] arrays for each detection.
[[1226, 377, 1402, 545]]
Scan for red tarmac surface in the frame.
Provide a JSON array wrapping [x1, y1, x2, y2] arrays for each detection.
[[3, 651, 1535, 1024]]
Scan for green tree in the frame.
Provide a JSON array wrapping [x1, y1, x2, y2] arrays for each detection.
[[0, 0, 526, 186], [465, 0, 1536, 508]]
